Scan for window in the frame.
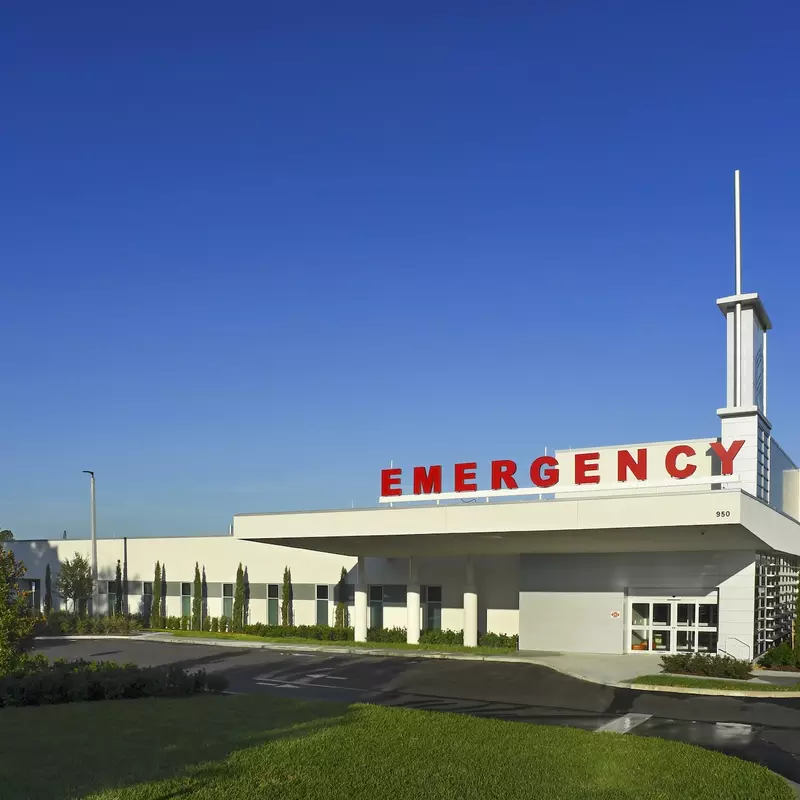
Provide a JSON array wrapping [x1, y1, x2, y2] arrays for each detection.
[[222, 583, 233, 619], [181, 582, 192, 618], [316, 585, 329, 626], [107, 581, 116, 596], [25, 579, 41, 612], [423, 586, 442, 631], [128, 581, 143, 595], [369, 585, 383, 629], [268, 584, 279, 625], [144, 582, 153, 596]]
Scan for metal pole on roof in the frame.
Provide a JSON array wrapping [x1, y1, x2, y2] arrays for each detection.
[[82, 471, 98, 616], [734, 170, 743, 405]]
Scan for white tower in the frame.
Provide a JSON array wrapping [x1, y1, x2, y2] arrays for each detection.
[[717, 170, 771, 500]]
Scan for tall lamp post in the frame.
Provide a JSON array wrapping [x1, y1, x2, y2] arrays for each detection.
[[82, 470, 98, 616]]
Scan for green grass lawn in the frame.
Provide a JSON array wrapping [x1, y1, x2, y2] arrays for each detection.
[[153, 628, 517, 655], [634, 674, 800, 692], [0, 694, 791, 799]]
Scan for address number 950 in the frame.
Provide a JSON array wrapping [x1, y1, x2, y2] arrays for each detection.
[[716, 511, 731, 518]]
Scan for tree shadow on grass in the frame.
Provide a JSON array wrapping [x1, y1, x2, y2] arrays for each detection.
[[0, 694, 357, 800]]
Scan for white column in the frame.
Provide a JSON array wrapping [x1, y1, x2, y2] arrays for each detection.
[[355, 556, 367, 642], [406, 557, 420, 645], [463, 555, 478, 648]]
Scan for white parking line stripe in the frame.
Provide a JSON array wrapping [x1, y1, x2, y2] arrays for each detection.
[[594, 714, 652, 734]]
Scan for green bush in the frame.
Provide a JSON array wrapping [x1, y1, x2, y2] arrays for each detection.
[[759, 642, 799, 669], [478, 632, 519, 649], [660, 652, 752, 680], [211, 617, 219, 633], [180, 617, 190, 631], [420, 629, 463, 646], [219, 615, 229, 633], [367, 627, 407, 643], [0, 658, 227, 707], [202, 615, 211, 632], [243, 623, 354, 641], [36, 612, 141, 637]]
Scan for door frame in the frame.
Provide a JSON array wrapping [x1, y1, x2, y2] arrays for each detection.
[[627, 594, 719, 655]]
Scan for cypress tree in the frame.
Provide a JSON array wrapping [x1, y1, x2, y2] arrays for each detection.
[[201, 566, 208, 627], [233, 563, 245, 633], [44, 564, 53, 615], [151, 561, 162, 628], [192, 562, 202, 630], [281, 566, 293, 626], [334, 567, 348, 628], [114, 560, 123, 616]]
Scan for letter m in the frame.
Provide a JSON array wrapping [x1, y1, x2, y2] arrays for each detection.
[[413, 465, 442, 495]]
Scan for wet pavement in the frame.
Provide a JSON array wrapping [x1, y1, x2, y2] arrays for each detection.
[[35, 638, 800, 784]]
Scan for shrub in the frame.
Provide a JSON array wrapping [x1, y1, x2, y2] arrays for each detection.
[[0, 659, 228, 706], [211, 617, 219, 633], [202, 615, 211, 632], [478, 632, 519, 650], [420, 629, 464, 646], [36, 612, 141, 637], [241, 623, 353, 641], [759, 642, 799, 669], [180, 617, 189, 631], [660, 652, 752, 680], [367, 627, 407, 643], [219, 615, 228, 633]]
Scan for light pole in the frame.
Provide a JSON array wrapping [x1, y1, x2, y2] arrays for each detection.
[[82, 470, 98, 616]]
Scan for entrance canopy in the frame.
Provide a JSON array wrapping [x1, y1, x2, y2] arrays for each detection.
[[234, 488, 800, 559]]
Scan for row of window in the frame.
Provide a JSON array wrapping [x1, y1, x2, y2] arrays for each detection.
[[26, 578, 445, 631], [369, 585, 442, 630]]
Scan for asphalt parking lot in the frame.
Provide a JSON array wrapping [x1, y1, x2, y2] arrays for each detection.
[[36, 638, 800, 784]]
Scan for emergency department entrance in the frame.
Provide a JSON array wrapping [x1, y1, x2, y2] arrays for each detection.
[[628, 594, 719, 654]]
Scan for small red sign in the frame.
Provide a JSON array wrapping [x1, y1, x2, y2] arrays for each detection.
[[611, 611, 620, 618]]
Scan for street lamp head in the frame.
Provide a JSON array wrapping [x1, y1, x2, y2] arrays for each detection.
[[82, 470, 94, 477]]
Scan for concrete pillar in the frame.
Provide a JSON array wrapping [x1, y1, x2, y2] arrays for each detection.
[[355, 556, 367, 642], [463, 555, 478, 648], [407, 557, 420, 645]]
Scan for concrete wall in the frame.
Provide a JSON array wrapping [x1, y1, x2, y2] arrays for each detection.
[[519, 550, 756, 656], [360, 555, 519, 635], [8, 539, 520, 635], [10, 537, 356, 626]]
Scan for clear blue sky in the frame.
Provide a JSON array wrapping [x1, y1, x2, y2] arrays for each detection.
[[3, 2, 799, 540]]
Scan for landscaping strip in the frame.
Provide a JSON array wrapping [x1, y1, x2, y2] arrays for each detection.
[[0, 693, 792, 799], [148, 628, 518, 655], [632, 674, 800, 694]]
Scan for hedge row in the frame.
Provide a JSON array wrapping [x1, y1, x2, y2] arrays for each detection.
[[660, 652, 752, 680], [37, 612, 142, 636], [0, 657, 227, 708]]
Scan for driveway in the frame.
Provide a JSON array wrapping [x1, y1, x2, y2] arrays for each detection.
[[35, 638, 800, 784]]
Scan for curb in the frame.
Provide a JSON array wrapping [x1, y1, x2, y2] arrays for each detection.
[[35, 635, 144, 642], [146, 635, 540, 664], [622, 682, 800, 698]]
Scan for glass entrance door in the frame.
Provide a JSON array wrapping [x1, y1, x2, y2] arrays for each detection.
[[629, 597, 718, 654]]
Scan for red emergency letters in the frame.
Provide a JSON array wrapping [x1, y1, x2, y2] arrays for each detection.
[[379, 440, 746, 497]]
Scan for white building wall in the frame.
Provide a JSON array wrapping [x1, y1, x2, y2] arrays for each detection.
[[519, 550, 756, 655], [8, 539, 520, 636], [360, 555, 519, 636], [9, 536, 356, 625]]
